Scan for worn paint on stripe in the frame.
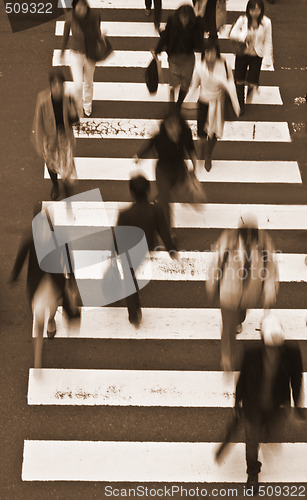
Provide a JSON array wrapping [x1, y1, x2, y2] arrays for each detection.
[[57, 0, 248, 12], [55, 21, 232, 39], [64, 81, 282, 105], [44, 159, 301, 183], [53, 50, 274, 71], [42, 201, 307, 230], [27, 369, 239, 407], [22, 440, 307, 482], [68, 251, 306, 282], [41, 307, 307, 340], [27, 369, 307, 407], [72, 118, 290, 142]]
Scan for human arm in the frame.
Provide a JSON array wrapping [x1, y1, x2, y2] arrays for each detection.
[[262, 18, 273, 67], [229, 15, 246, 43], [31, 93, 45, 156], [61, 17, 71, 55], [10, 231, 32, 283], [154, 17, 171, 54]]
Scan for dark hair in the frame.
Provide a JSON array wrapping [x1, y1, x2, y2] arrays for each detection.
[[239, 227, 259, 244], [129, 175, 150, 201], [201, 37, 221, 61], [72, 0, 89, 9], [177, 4, 196, 24], [49, 68, 66, 85], [161, 109, 185, 133], [246, 0, 264, 28]]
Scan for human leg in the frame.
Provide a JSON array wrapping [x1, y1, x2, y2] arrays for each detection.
[[83, 57, 96, 116], [156, 164, 173, 230], [220, 308, 239, 370], [153, 0, 162, 30], [234, 55, 248, 115], [69, 50, 85, 117], [47, 167, 59, 200], [245, 414, 263, 494]]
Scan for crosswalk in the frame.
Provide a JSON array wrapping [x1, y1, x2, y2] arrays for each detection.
[[22, 0, 307, 490]]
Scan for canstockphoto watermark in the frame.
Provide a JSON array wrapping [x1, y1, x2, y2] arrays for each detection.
[[32, 189, 151, 307]]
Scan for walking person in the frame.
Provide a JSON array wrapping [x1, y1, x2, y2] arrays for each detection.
[[117, 175, 178, 327], [229, 0, 273, 115], [145, 0, 162, 32], [61, 0, 103, 117], [134, 111, 198, 232], [206, 214, 279, 371], [235, 312, 304, 494], [10, 203, 67, 368], [153, 4, 201, 109], [193, 0, 227, 40], [32, 69, 79, 201], [188, 37, 240, 171]]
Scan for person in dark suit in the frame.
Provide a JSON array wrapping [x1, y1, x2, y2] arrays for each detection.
[[145, 0, 162, 32], [235, 312, 304, 494], [117, 175, 178, 327]]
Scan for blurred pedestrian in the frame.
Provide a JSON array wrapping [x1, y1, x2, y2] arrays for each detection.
[[188, 37, 240, 171], [153, 5, 201, 109], [229, 0, 273, 115], [117, 175, 178, 327], [235, 312, 304, 494], [134, 111, 198, 231], [193, 0, 227, 40], [32, 69, 79, 200], [145, 0, 162, 32], [206, 214, 279, 371], [10, 203, 67, 368], [61, 0, 103, 117]]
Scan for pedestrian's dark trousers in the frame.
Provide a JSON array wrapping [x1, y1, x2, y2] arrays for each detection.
[[145, 0, 162, 28], [156, 162, 186, 230], [245, 409, 284, 476], [125, 267, 141, 323]]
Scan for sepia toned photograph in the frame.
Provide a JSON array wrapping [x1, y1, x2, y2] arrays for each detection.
[[0, 0, 306, 498]]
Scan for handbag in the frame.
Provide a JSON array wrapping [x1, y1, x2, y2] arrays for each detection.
[[145, 58, 159, 94], [95, 35, 113, 62], [62, 243, 82, 322]]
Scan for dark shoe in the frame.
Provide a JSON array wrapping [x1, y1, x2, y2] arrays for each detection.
[[145, 8, 151, 16], [247, 474, 259, 496], [235, 83, 245, 115], [51, 184, 59, 200], [204, 156, 212, 172], [129, 309, 142, 329]]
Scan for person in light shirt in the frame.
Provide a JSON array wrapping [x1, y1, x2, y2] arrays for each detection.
[[229, 0, 273, 115], [188, 37, 240, 171]]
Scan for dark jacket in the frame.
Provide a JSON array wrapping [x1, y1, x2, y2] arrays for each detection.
[[236, 343, 303, 417], [138, 118, 195, 174], [117, 200, 177, 254], [62, 10, 101, 61], [11, 228, 66, 303], [155, 12, 200, 56]]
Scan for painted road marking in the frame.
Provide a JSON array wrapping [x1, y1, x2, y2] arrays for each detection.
[[40, 307, 307, 340], [53, 50, 274, 71], [72, 118, 290, 142], [42, 201, 307, 230], [22, 440, 307, 482], [45, 159, 301, 183], [64, 81, 283, 105], [67, 250, 306, 282], [27, 369, 307, 407], [58, 0, 248, 12], [55, 21, 232, 39]]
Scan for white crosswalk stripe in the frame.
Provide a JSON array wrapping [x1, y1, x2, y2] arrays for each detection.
[[41, 307, 307, 340], [57, 0, 249, 12], [64, 81, 283, 105], [22, 440, 307, 482], [56, 21, 233, 39], [43, 201, 307, 229], [73, 118, 290, 141], [24, 0, 306, 489], [53, 49, 275, 71], [45, 159, 301, 183], [27, 369, 307, 407]]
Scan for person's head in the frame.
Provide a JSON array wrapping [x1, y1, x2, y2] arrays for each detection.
[[49, 69, 65, 100], [72, 0, 89, 18], [163, 112, 182, 143], [238, 213, 259, 244], [177, 4, 195, 27], [246, 0, 264, 26], [260, 312, 285, 347], [201, 37, 221, 63], [129, 175, 150, 202]]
